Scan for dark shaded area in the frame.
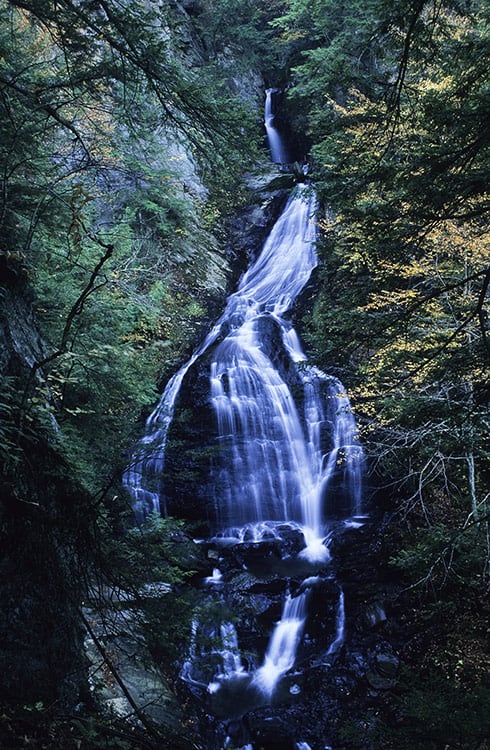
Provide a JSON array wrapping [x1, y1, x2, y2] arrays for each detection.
[[0, 278, 91, 709]]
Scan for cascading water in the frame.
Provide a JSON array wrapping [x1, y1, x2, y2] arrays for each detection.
[[264, 88, 290, 164], [252, 591, 309, 696], [209, 184, 325, 542], [124, 88, 365, 742], [327, 587, 345, 656], [122, 322, 222, 521]]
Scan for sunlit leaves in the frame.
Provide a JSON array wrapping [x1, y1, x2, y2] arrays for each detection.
[[288, 1, 490, 583]]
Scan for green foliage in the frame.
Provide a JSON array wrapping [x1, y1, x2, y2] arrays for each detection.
[[0, 374, 22, 468], [340, 670, 490, 749], [198, 0, 289, 78], [0, 699, 184, 749], [0, 0, 260, 494], [283, 0, 489, 572], [274, 0, 391, 92], [281, 4, 490, 745], [100, 512, 209, 670], [1, 0, 487, 744], [0, 2, 258, 736], [391, 523, 488, 591], [103, 511, 203, 587], [390, 670, 490, 749]]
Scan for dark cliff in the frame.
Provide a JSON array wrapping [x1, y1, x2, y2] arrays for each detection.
[[0, 275, 90, 708]]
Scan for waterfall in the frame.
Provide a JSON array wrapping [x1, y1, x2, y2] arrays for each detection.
[[264, 88, 290, 164], [253, 591, 308, 696], [210, 184, 323, 536], [212, 622, 246, 684], [122, 321, 222, 521], [124, 88, 365, 721], [209, 179, 363, 557], [327, 587, 345, 655]]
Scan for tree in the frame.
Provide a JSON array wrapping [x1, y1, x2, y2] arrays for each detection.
[[0, 0, 259, 488], [272, 0, 490, 743], [281, 0, 489, 538], [0, 0, 258, 728]]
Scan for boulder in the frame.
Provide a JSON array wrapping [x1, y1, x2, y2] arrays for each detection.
[[374, 651, 400, 679], [363, 601, 387, 629]]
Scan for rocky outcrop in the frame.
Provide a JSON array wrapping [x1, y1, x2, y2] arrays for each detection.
[[174, 509, 404, 750], [163, 172, 302, 527], [224, 169, 296, 284], [0, 282, 47, 374]]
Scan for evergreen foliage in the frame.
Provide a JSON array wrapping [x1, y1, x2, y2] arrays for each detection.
[[0, 0, 257, 491], [197, 0, 289, 79], [272, 0, 489, 744], [1, 0, 489, 746], [0, 0, 257, 742]]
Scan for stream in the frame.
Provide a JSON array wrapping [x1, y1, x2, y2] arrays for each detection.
[[124, 88, 366, 749]]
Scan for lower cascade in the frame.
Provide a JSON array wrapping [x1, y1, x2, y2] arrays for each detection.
[[252, 591, 308, 696], [124, 91, 366, 747]]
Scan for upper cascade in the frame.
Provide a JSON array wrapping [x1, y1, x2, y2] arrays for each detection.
[[207, 182, 363, 550], [232, 183, 317, 315], [264, 87, 290, 165]]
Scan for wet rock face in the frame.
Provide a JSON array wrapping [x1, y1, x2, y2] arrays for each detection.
[[0, 285, 48, 374], [179, 0, 203, 16], [162, 184, 296, 528], [178, 511, 404, 750], [255, 314, 305, 390], [363, 647, 400, 695], [163, 318, 307, 528], [163, 357, 218, 523], [159, 168, 403, 748], [224, 180, 291, 286]]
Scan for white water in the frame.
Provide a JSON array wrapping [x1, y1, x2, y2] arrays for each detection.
[[233, 182, 316, 313], [210, 180, 363, 558], [125, 88, 364, 710], [122, 322, 222, 521], [327, 587, 345, 655], [265, 88, 289, 164], [213, 621, 246, 684], [210, 184, 323, 535], [253, 592, 308, 696]]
